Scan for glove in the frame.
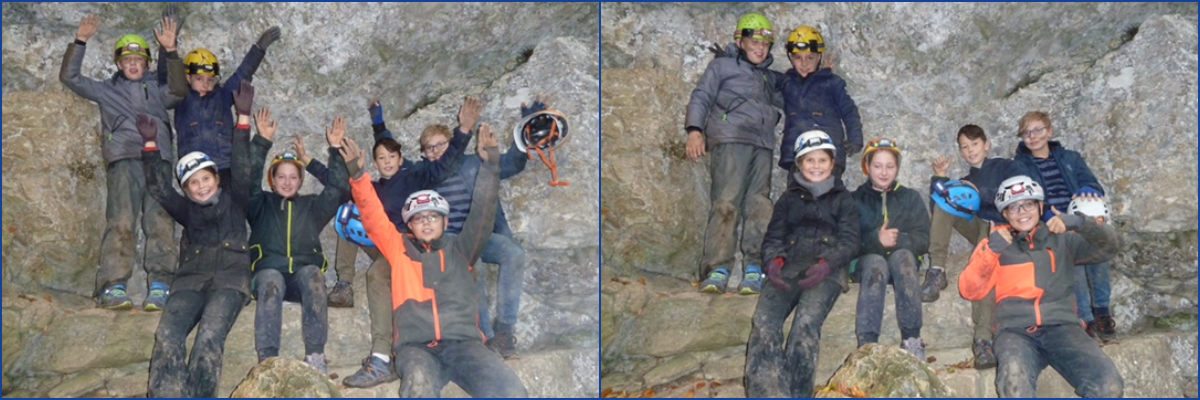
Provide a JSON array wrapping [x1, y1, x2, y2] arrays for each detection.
[[707, 42, 728, 58], [162, 4, 185, 38], [845, 144, 862, 157], [136, 114, 158, 144], [256, 26, 281, 51], [766, 257, 789, 291], [1075, 187, 1102, 197], [796, 259, 831, 290], [987, 229, 1012, 254], [368, 101, 385, 125], [232, 81, 254, 116]]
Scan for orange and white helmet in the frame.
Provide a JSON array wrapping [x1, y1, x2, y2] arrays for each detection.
[[513, 109, 569, 153]]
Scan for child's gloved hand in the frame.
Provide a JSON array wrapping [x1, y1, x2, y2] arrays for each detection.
[[257, 26, 281, 51], [233, 81, 255, 116], [797, 259, 831, 290], [520, 93, 551, 117], [766, 257, 788, 291], [845, 144, 862, 157], [136, 114, 158, 144], [368, 100, 385, 125]]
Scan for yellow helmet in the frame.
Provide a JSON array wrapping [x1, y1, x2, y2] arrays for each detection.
[[184, 49, 220, 76], [786, 26, 826, 54]]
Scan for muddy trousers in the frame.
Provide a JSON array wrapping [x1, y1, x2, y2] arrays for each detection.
[[699, 143, 773, 278], [253, 265, 328, 361], [147, 289, 244, 398], [393, 340, 528, 398], [994, 323, 1123, 398], [333, 239, 394, 356], [855, 250, 922, 346], [745, 279, 842, 398], [927, 205, 995, 340], [96, 158, 178, 296], [476, 233, 527, 338]]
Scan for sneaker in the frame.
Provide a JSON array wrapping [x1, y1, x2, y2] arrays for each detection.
[[143, 282, 170, 312], [700, 268, 730, 294], [901, 337, 926, 361], [920, 267, 947, 303], [972, 339, 997, 369], [99, 284, 133, 310], [343, 355, 399, 388], [1084, 321, 1105, 346], [328, 281, 354, 308], [487, 329, 519, 359], [1095, 315, 1119, 344], [304, 353, 328, 376], [738, 265, 763, 295]]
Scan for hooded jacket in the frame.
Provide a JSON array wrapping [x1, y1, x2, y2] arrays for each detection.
[[779, 67, 862, 171], [1013, 140, 1104, 197], [852, 181, 930, 258], [761, 174, 861, 290], [162, 45, 266, 170], [684, 43, 784, 150]]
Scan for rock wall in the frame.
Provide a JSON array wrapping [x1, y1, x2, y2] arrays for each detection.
[[3, 2, 599, 397], [601, 3, 1198, 330]]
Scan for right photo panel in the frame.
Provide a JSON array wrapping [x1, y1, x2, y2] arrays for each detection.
[[601, 2, 1199, 398]]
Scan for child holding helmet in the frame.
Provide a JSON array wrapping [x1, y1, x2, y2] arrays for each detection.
[[850, 138, 931, 360], [925, 124, 1030, 369], [138, 81, 255, 398], [246, 108, 354, 374], [1011, 110, 1116, 344], [685, 12, 785, 296], [346, 119, 529, 397], [746, 130, 860, 397], [959, 175, 1123, 397], [60, 13, 187, 311], [778, 25, 863, 179]]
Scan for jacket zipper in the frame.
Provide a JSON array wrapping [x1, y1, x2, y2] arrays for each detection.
[[287, 200, 294, 273]]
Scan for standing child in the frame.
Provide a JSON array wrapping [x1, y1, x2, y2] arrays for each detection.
[[142, 81, 256, 398], [685, 12, 785, 295], [778, 25, 862, 179], [60, 14, 187, 311], [746, 130, 860, 397]]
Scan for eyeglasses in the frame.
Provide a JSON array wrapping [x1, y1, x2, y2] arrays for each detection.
[[410, 213, 443, 225], [186, 63, 219, 75], [1004, 200, 1040, 215], [1020, 126, 1048, 139], [738, 29, 775, 42], [422, 141, 449, 154]]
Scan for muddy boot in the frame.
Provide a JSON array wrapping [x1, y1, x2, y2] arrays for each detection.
[[902, 337, 927, 361], [972, 339, 997, 369], [99, 284, 134, 310], [699, 268, 730, 294], [328, 281, 354, 308], [305, 353, 328, 376], [487, 323, 519, 359], [343, 355, 399, 388], [1095, 315, 1119, 345], [920, 267, 947, 303], [1084, 321, 1105, 346]]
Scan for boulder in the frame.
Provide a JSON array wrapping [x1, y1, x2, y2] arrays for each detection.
[[231, 357, 340, 398], [817, 343, 952, 398]]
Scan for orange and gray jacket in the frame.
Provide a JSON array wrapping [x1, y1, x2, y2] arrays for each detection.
[[959, 216, 1121, 332], [60, 40, 187, 163], [246, 135, 349, 274], [350, 146, 500, 346]]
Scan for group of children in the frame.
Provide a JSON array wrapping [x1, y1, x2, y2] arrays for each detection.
[[686, 13, 1123, 398], [62, 6, 550, 398]]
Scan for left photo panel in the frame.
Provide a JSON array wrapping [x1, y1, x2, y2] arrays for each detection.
[[1, 2, 600, 398]]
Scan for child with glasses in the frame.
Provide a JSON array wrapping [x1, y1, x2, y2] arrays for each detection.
[[778, 25, 862, 180], [1011, 110, 1115, 344], [685, 12, 786, 295], [960, 175, 1123, 398]]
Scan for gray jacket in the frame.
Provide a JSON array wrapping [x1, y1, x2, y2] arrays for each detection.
[[684, 43, 784, 150], [60, 41, 186, 163]]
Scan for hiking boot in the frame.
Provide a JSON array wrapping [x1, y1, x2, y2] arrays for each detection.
[[487, 330, 519, 359], [901, 337, 926, 361], [1084, 321, 1105, 346], [1095, 315, 1119, 344], [143, 282, 170, 312], [920, 267, 947, 303], [972, 339, 997, 369], [700, 268, 730, 294], [343, 355, 398, 388], [328, 281, 354, 308], [738, 265, 763, 295], [305, 353, 328, 376], [99, 284, 133, 310]]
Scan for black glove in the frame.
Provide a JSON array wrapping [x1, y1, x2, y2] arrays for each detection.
[[987, 230, 1012, 254], [162, 4, 185, 38], [845, 144, 862, 157], [708, 42, 728, 58], [233, 81, 254, 116], [136, 114, 158, 144], [256, 26, 281, 51]]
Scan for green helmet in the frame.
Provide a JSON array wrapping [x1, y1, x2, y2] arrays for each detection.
[[734, 13, 775, 43], [113, 34, 152, 63]]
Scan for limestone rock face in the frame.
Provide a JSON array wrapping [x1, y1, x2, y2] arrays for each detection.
[[601, 3, 1198, 327], [231, 357, 340, 398], [817, 343, 952, 398]]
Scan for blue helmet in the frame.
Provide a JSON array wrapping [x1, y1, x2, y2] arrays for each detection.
[[335, 202, 374, 248], [931, 180, 981, 221]]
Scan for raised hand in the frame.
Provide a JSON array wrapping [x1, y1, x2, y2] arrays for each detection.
[[477, 123, 497, 162], [458, 96, 483, 133], [232, 81, 255, 116], [367, 100, 384, 125], [293, 136, 311, 165], [326, 116, 346, 148], [162, 4, 185, 38], [254, 107, 277, 141], [154, 16, 178, 52], [257, 26, 281, 51], [932, 156, 951, 177], [76, 14, 100, 42], [822, 52, 837, 71], [338, 137, 366, 174]]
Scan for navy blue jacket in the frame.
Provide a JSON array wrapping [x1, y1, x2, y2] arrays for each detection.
[[365, 127, 470, 232], [930, 157, 1031, 224], [779, 68, 862, 172], [159, 45, 265, 170], [436, 145, 528, 237], [1013, 140, 1104, 198]]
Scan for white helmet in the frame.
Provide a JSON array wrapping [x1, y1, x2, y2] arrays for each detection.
[[401, 190, 450, 223], [995, 175, 1044, 211], [513, 109, 569, 154], [1068, 197, 1110, 221], [176, 151, 217, 184], [794, 130, 837, 162]]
